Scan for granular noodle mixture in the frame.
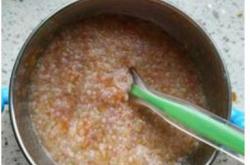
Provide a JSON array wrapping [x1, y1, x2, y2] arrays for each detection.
[[29, 15, 207, 165]]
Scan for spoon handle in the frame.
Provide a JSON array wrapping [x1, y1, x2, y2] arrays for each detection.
[[130, 84, 244, 157]]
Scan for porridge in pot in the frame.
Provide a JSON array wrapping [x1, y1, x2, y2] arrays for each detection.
[[29, 15, 207, 165]]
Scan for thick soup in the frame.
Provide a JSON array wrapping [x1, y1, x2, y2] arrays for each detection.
[[29, 15, 206, 165]]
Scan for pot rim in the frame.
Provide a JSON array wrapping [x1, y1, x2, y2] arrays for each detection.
[[9, 0, 232, 164]]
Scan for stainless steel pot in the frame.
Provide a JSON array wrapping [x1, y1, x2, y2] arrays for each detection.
[[10, 0, 231, 164]]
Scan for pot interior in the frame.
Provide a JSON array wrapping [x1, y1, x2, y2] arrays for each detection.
[[10, 0, 231, 164]]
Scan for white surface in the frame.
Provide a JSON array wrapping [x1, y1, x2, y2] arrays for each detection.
[[2, 0, 244, 164]]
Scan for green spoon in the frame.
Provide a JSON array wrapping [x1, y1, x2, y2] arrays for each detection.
[[129, 68, 244, 163]]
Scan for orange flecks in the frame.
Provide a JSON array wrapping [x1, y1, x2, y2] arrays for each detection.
[[232, 91, 237, 102], [29, 15, 206, 165]]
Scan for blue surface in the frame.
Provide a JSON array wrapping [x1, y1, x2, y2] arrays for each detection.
[[230, 106, 245, 129], [1, 87, 8, 111]]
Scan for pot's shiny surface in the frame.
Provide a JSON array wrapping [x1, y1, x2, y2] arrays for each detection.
[[10, 0, 231, 164]]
